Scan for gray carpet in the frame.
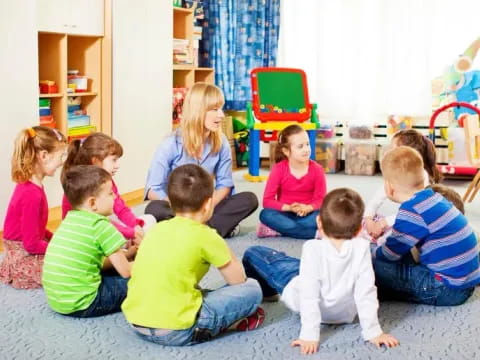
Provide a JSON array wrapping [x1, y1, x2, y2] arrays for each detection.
[[1, 170, 479, 359], [1, 233, 479, 360]]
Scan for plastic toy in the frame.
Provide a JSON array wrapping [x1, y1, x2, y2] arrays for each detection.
[[245, 67, 320, 182]]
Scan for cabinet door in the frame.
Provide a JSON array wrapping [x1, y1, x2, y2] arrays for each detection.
[[37, 0, 69, 33], [68, 0, 104, 36]]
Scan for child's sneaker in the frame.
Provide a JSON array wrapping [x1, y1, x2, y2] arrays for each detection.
[[227, 225, 241, 238], [234, 307, 265, 331], [257, 223, 281, 238]]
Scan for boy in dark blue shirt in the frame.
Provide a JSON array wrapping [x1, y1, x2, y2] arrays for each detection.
[[373, 146, 479, 306]]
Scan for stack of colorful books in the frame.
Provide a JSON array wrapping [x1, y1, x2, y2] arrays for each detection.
[[39, 98, 56, 128]]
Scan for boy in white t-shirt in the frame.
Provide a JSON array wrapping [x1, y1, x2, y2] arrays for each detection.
[[243, 188, 399, 355]]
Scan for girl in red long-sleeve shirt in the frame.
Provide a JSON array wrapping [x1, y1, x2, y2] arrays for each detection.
[[61, 133, 155, 247], [0, 126, 67, 289], [257, 125, 327, 239]]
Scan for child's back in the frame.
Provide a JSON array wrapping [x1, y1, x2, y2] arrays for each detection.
[[123, 164, 263, 346], [282, 237, 377, 331], [374, 146, 479, 306], [123, 216, 230, 328], [376, 187, 478, 288]]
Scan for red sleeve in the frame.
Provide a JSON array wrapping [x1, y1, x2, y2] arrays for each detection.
[[309, 162, 327, 210], [45, 229, 53, 240], [112, 181, 140, 228], [20, 191, 49, 255], [262, 162, 285, 211], [62, 194, 72, 219], [110, 219, 135, 239]]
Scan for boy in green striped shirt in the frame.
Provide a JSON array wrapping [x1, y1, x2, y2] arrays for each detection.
[[43, 165, 135, 317]]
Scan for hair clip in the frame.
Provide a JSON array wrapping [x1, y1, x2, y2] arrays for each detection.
[[52, 128, 63, 142], [27, 128, 36, 138]]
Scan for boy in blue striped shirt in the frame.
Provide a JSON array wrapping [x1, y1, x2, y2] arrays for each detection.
[[373, 146, 479, 306]]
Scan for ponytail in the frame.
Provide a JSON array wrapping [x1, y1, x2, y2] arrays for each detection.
[[11, 126, 67, 183], [423, 136, 443, 184], [61, 139, 82, 185], [60, 132, 123, 185]]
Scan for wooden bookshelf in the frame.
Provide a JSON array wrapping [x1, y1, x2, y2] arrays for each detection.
[[173, 6, 214, 89]]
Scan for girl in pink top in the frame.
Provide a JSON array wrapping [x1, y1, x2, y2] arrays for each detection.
[[0, 126, 67, 289], [61, 133, 155, 246], [257, 125, 327, 239]]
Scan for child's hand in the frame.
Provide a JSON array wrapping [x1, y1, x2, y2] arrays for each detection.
[[291, 203, 313, 217], [133, 225, 144, 246], [369, 333, 399, 348], [365, 217, 377, 236], [291, 339, 319, 355], [124, 245, 138, 261]]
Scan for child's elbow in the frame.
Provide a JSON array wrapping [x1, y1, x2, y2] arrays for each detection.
[[119, 268, 131, 278]]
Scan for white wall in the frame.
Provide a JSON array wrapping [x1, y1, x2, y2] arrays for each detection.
[[0, 1, 39, 227], [112, 1, 172, 196]]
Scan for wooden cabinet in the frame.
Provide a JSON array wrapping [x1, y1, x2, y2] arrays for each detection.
[[37, 0, 104, 36], [37, 1, 111, 136], [172, 7, 214, 88]]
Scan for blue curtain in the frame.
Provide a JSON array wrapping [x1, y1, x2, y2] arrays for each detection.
[[200, 0, 281, 110]]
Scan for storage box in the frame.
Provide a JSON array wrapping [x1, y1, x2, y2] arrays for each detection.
[[39, 82, 58, 94], [344, 140, 377, 175], [67, 76, 88, 92], [316, 138, 340, 173]]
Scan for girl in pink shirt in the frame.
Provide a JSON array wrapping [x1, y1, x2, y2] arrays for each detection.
[[0, 126, 67, 289], [257, 125, 327, 239], [61, 133, 155, 246]]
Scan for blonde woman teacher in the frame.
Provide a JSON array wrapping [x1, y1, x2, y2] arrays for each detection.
[[144, 83, 258, 238]]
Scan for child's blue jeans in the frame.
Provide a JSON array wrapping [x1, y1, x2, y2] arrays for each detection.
[[242, 246, 300, 297], [64, 274, 129, 317], [260, 208, 319, 239], [130, 278, 262, 346], [372, 254, 475, 306]]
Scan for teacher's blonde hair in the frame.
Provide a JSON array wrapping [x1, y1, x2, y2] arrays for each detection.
[[181, 82, 224, 158]]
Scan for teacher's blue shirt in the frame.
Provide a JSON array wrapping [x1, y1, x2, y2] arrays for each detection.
[[145, 131, 234, 200]]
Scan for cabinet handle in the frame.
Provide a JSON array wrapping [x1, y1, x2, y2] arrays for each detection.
[[71, 24, 77, 28], [64, 24, 68, 27]]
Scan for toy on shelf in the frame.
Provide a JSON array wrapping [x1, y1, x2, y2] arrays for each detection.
[[39, 80, 58, 94], [432, 37, 480, 123], [245, 67, 320, 182], [387, 115, 412, 136], [172, 87, 188, 128], [429, 102, 479, 177]]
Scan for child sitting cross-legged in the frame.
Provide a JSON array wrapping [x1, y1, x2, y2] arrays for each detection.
[[243, 188, 399, 355], [122, 164, 264, 346], [42, 165, 135, 317], [373, 146, 480, 305]]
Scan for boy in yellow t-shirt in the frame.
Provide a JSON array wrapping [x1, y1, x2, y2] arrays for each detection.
[[122, 164, 264, 346]]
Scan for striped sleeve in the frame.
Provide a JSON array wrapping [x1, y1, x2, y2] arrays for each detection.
[[375, 208, 429, 262], [94, 219, 126, 256]]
